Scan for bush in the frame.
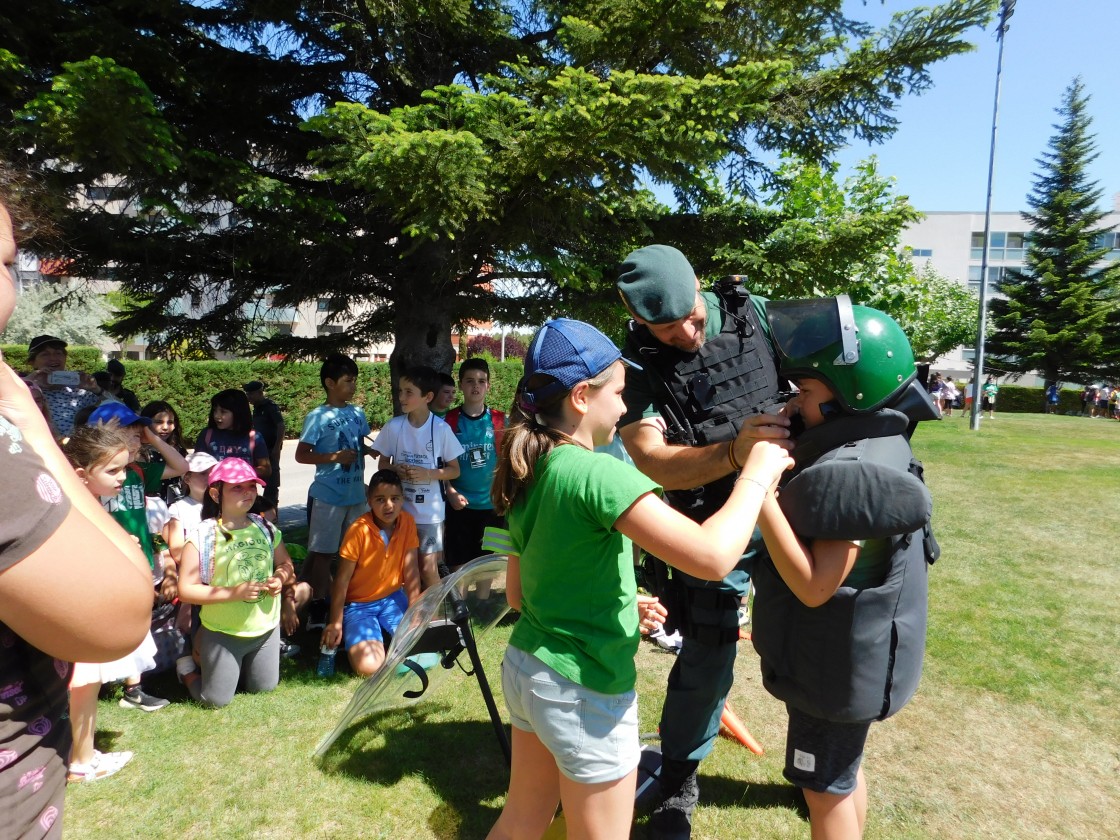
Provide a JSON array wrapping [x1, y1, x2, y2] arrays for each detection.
[[466, 334, 527, 360], [2, 349, 526, 441], [984, 385, 1082, 415]]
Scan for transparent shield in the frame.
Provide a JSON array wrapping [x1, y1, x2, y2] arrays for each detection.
[[314, 555, 510, 758], [766, 295, 858, 365]]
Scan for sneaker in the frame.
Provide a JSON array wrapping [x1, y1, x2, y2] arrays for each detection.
[[306, 598, 329, 631], [68, 749, 133, 783], [280, 640, 301, 659], [737, 604, 751, 626], [175, 655, 198, 682], [651, 627, 683, 653], [119, 686, 170, 712]]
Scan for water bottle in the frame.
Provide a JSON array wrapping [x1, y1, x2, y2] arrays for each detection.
[[316, 644, 337, 678]]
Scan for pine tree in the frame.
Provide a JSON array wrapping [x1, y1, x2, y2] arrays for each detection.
[[988, 78, 1120, 394], [1, 0, 995, 379]]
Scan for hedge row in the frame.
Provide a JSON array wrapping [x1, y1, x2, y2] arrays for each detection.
[[6, 343, 1102, 434], [3, 345, 524, 441]]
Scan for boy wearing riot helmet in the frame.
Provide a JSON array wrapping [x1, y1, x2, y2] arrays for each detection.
[[753, 296, 939, 840]]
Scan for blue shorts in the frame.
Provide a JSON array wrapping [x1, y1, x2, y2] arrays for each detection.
[[342, 590, 408, 649], [784, 705, 872, 795], [500, 646, 639, 785]]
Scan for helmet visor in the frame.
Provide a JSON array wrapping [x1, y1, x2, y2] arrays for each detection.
[[766, 295, 859, 366]]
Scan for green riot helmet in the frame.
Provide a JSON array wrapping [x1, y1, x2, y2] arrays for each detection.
[[766, 295, 917, 413]]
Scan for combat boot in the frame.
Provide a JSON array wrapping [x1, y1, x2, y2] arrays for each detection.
[[648, 758, 699, 840]]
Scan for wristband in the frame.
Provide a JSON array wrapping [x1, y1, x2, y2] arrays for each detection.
[[727, 439, 742, 472]]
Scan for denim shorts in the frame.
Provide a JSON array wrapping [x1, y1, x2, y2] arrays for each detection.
[[416, 521, 444, 555], [500, 646, 639, 785], [343, 590, 409, 649]]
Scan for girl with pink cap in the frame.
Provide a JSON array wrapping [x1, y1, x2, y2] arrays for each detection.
[[175, 458, 300, 707]]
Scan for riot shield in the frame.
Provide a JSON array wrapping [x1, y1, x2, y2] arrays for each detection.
[[315, 555, 511, 759]]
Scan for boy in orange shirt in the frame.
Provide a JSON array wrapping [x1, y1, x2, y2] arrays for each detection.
[[321, 470, 421, 676]]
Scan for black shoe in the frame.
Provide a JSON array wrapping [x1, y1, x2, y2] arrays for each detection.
[[306, 598, 329, 631], [649, 760, 698, 840]]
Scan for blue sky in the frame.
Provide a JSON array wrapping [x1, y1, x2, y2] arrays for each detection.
[[835, 0, 1120, 213]]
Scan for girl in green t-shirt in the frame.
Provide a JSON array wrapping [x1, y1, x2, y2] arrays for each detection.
[[486, 319, 793, 840], [177, 458, 299, 708]]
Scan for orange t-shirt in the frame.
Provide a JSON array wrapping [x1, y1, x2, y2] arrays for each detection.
[[339, 510, 420, 603]]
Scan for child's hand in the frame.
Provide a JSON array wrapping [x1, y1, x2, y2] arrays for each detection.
[[263, 575, 284, 597], [159, 571, 179, 604], [234, 581, 265, 602], [322, 622, 343, 650], [742, 440, 795, 492], [335, 448, 358, 466], [448, 491, 468, 511], [281, 598, 300, 636], [637, 594, 668, 635], [142, 426, 161, 445]]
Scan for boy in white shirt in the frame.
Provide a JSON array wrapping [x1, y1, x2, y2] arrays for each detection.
[[373, 365, 464, 589]]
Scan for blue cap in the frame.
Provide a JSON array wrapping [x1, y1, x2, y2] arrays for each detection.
[[89, 402, 152, 428], [519, 319, 640, 413]]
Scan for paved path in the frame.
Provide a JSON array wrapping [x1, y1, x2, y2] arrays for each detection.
[[274, 436, 379, 532]]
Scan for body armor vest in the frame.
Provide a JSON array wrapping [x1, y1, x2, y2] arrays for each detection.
[[623, 279, 782, 521]]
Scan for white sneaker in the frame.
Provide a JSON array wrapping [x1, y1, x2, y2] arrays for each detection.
[[652, 628, 683, 653], [68, 749, 133, 783]]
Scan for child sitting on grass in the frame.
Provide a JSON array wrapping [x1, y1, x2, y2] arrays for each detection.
[[321, 470, 420, 676]]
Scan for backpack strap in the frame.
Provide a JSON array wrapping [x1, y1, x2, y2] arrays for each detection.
[[198, 518, 218, 585]]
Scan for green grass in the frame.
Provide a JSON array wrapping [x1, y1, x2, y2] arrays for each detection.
[[66, 414, 1120, 838]]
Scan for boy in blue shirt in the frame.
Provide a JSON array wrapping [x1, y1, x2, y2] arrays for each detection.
[[373, 365, 464, 589], [443, 358, 506, 571], [295, 353, 373, 599]]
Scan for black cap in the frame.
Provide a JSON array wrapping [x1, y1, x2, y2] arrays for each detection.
[[28, 335, 67, 357], [243, 380, 265, 393]]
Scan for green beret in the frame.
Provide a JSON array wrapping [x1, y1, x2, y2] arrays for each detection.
[[617, 245, 697, 324]]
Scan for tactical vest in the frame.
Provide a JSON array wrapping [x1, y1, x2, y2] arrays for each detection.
[[624, 279, 782, 522], [751, 409, 937, 723]]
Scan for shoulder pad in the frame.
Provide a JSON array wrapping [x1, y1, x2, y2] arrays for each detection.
[[779, 439, 931, 540]]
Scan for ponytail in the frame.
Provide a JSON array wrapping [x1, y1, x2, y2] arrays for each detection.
[[491, 366, 614, 515]]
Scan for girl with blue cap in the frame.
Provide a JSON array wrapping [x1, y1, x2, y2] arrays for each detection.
[[486, 319, 793, 839]]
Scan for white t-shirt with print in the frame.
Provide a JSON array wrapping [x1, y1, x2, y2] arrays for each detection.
[[374, 413, 464, 524]]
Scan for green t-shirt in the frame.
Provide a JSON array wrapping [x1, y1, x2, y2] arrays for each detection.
[[196, 522, 282, 637], [103, 461, 164, 569], [508, 445, 659, 695]]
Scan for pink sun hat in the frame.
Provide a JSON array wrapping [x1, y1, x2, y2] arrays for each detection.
[[207, 457, 265, 487]]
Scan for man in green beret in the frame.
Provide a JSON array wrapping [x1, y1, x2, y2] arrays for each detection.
[[617, 244, 792, 839]]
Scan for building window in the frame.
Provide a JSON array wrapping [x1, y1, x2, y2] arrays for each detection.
[[968, 265, 1003, 293], [317, 299, 331, 311], [909, 247, 933, 258], [970, 232, 985, 260]]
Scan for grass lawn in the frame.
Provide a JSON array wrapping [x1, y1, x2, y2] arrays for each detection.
[[65, 414, 1120, 839]]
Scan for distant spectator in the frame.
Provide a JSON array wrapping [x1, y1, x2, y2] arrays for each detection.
[[1081, 385, 1094, 416], [1096, 384, 1111, 419], [982, 375, 999, 419], [941, 378, 959, 417], [105, 358, 141, 412], [431, 371, 457, 417], [244, 381, 285, 515], [23, 334, 106, 437], [1045, 383, 1060, 414]]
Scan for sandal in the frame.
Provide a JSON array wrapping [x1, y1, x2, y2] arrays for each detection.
[[67, 749, 133, 783]]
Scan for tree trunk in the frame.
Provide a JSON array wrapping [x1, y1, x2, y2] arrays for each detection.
[[388, 275, 457, 414]]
